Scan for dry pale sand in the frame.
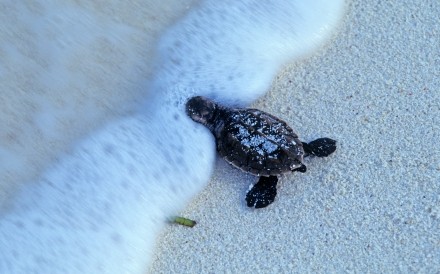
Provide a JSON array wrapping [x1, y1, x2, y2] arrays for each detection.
[[149, 1, 440, 273]]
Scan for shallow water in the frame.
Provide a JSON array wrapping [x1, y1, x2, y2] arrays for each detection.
[[0, 1, 345, 272]]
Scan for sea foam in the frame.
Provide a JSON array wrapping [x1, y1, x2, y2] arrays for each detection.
[[0, 1, 345, 273]]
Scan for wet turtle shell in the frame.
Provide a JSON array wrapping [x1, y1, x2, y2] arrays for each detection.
[[186, 96, 304, 176]]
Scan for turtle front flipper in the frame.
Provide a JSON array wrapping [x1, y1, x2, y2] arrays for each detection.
[[302, 138, 337, 157], [246, 176, 278, 208]]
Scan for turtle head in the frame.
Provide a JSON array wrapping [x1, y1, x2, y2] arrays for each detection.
[[186, 96, 218, 127]]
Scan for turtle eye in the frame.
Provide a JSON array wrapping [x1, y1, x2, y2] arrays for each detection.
[[200, 109, 211, 119], [192, 109, 213, 125]]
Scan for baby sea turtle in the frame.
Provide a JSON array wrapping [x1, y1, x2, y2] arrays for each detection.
[[186, 96, 336, 208]]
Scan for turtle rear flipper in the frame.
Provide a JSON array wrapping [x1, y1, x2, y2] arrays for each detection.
[[246, 176, 278, 208], [302, 138, 336, 157]]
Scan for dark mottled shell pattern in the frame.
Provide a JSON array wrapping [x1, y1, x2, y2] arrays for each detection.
[[215, 108, 304, 176]]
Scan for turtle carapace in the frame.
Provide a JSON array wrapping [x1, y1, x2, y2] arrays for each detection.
[[186, 96, 336, 208]]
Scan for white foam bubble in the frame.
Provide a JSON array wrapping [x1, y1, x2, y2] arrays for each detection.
[[0, 113, 214, 273], [150, 0, 346, 106], [0, 0, 345, 272]]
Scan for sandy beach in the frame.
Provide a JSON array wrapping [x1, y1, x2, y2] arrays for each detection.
[[149, 1, 440, 272], [0, 0, 439, 273]]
